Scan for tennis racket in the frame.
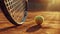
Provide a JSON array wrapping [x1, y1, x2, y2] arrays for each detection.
[[0, 0, 27, 26]]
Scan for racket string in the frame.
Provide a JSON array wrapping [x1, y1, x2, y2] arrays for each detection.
[[4, 0, 26, 23]]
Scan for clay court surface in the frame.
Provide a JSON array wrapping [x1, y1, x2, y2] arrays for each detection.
[[0, 9, 60, 34]]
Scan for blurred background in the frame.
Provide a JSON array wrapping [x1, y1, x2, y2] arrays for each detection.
[[28, 0, 60, 11]]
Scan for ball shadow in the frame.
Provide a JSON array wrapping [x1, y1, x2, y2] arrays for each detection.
[[26, 25, 42, 32]]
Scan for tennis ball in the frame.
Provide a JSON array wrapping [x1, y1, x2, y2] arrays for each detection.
[[35, 16, 44, 25]]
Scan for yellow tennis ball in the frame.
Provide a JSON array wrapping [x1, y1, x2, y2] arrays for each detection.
[[35, 16, 44, 25]]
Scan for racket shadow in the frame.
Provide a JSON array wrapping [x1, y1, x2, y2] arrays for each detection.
[[0, 25, 22, 32]]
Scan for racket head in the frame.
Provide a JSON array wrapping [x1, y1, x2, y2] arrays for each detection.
[[0, 0, 27, 25]]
